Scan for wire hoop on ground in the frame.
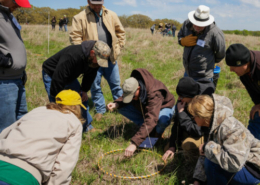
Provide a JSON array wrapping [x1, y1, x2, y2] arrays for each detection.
[[98, 149, 167, 179]]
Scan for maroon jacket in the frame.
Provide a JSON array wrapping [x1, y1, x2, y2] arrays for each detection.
[[240, 51, 260, 105], [115, 68, 175, 146]]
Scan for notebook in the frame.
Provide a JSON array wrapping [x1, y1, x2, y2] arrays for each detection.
[[139, 137, 158, 149]]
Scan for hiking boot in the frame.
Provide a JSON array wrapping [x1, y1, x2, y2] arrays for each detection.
[[83, 123, 102, 133], [93, 113, 103, 121], [83, 123, 94, 133]]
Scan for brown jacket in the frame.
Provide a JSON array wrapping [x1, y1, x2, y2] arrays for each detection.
[[115, 69, 175, 146], [240, 50, 260, 105], [69, 5, 125, 64]]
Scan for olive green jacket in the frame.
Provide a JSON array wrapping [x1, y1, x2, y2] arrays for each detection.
[[193, 94, 260, 182]]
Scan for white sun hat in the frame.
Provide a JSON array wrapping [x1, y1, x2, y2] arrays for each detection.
[[188, 5, 214, 27]]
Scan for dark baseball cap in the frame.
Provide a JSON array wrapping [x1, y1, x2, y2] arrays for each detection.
[[225, 44, 251, 67], [176, 77, 199, 98]]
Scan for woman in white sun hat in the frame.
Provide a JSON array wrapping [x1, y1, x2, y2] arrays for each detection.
[[178, 5, 225, 82]]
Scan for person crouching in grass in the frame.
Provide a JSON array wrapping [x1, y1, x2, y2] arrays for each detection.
[[188, 94, 260, 185], [0, 89, 85, 185]]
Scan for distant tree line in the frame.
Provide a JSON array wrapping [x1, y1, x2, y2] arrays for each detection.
[[223, 30, 260, 36], [13, 6, 259, 35], [118, 15, 182, 30], [12, 5, 182, 30], [12, 5, 85, 25]]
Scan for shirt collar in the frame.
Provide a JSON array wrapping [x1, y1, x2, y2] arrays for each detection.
[[0, 4, 11, 13]]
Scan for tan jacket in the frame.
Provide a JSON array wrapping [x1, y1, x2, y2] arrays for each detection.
[[0, 106, 83, 185], [69, 5, 125, 63], [193, 94, 260, 182]]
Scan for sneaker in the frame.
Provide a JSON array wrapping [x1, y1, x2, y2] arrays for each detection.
[[83, 123, 94, 133]]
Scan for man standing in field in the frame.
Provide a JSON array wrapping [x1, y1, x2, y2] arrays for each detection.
[[42, 40, 111, 132], [70, 0, 125, 121], [172, 23, 176, 37], [226, 44, 260, 140], [63, 15, 68, 32], [178, 5, 225, 81], [0, 0, 31, 133], [107, 68, 175, 157]]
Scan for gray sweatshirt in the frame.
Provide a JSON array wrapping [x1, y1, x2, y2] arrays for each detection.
[[0, 5, 27, 79], [178, 19, 225, 79]]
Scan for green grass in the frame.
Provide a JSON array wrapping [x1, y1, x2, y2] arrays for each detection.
[[21, 25, 260, 185]]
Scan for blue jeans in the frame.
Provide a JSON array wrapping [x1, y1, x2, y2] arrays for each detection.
[[172, 30, 175, 37], [204, 158, 260, 185], [0, 181, 10, 185], [91, 61, 123, 114], [248, 112, 260, 140], [42, 70, 93, 132], [118, 104, 175, 134], [0, 79, 28, 133], [184, 72, 213, 81], [63, 24, 67, 32]]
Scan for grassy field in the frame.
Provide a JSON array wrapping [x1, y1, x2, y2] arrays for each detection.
[[22, 25, 260, 185]]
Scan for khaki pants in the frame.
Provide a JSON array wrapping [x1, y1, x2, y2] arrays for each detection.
[[182, 136, 204, 151], [164, 132, 204, 152]]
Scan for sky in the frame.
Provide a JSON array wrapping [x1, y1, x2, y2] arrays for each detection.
[[29, 0, 260, 31]]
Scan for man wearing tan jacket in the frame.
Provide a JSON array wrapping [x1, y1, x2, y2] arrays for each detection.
[[70, 0, 125, 121]]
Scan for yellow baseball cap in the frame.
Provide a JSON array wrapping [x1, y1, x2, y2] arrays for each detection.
[[55, 90, 86, 110]]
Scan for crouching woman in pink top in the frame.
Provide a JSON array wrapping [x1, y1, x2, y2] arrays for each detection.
[[0, 90, 85, 185]]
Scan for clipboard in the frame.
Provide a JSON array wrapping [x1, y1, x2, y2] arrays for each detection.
[[139, 137, 158, 149]]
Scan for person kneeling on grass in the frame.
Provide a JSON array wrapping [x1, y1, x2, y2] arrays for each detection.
[[188, 94, 260, 185], [162, 77, 215, 161], [107, 68, 175, 157], [42, 40, 111, 133], [0, 89, 85, 185]]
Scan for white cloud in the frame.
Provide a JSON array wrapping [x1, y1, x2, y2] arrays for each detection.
[[210, 3, 260, 30], [240, 0, 260, 7], [113, 0, 260, 30], [114, 0, 137, 7]]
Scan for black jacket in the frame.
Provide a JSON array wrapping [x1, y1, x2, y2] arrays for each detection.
[[240, 51, 260, 105], [169, 78, 215, 148], [59, 19, 63, 27], [0, 51, 12, 68], [42, 40, 98, 97]]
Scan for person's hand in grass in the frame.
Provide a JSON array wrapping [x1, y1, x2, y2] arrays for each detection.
[[124, 143, 137, 157], [162, 147, 175, 161], [107, 102, 119, 112]]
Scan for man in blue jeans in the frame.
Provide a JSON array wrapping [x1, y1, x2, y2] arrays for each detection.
[[0, 0, 31, 133], [107, 69, 175, 157], [70, 0, 126, 121], [226, 44, 260, 140], [63, 15, 68, 32], [42, 40, 111, 132]]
